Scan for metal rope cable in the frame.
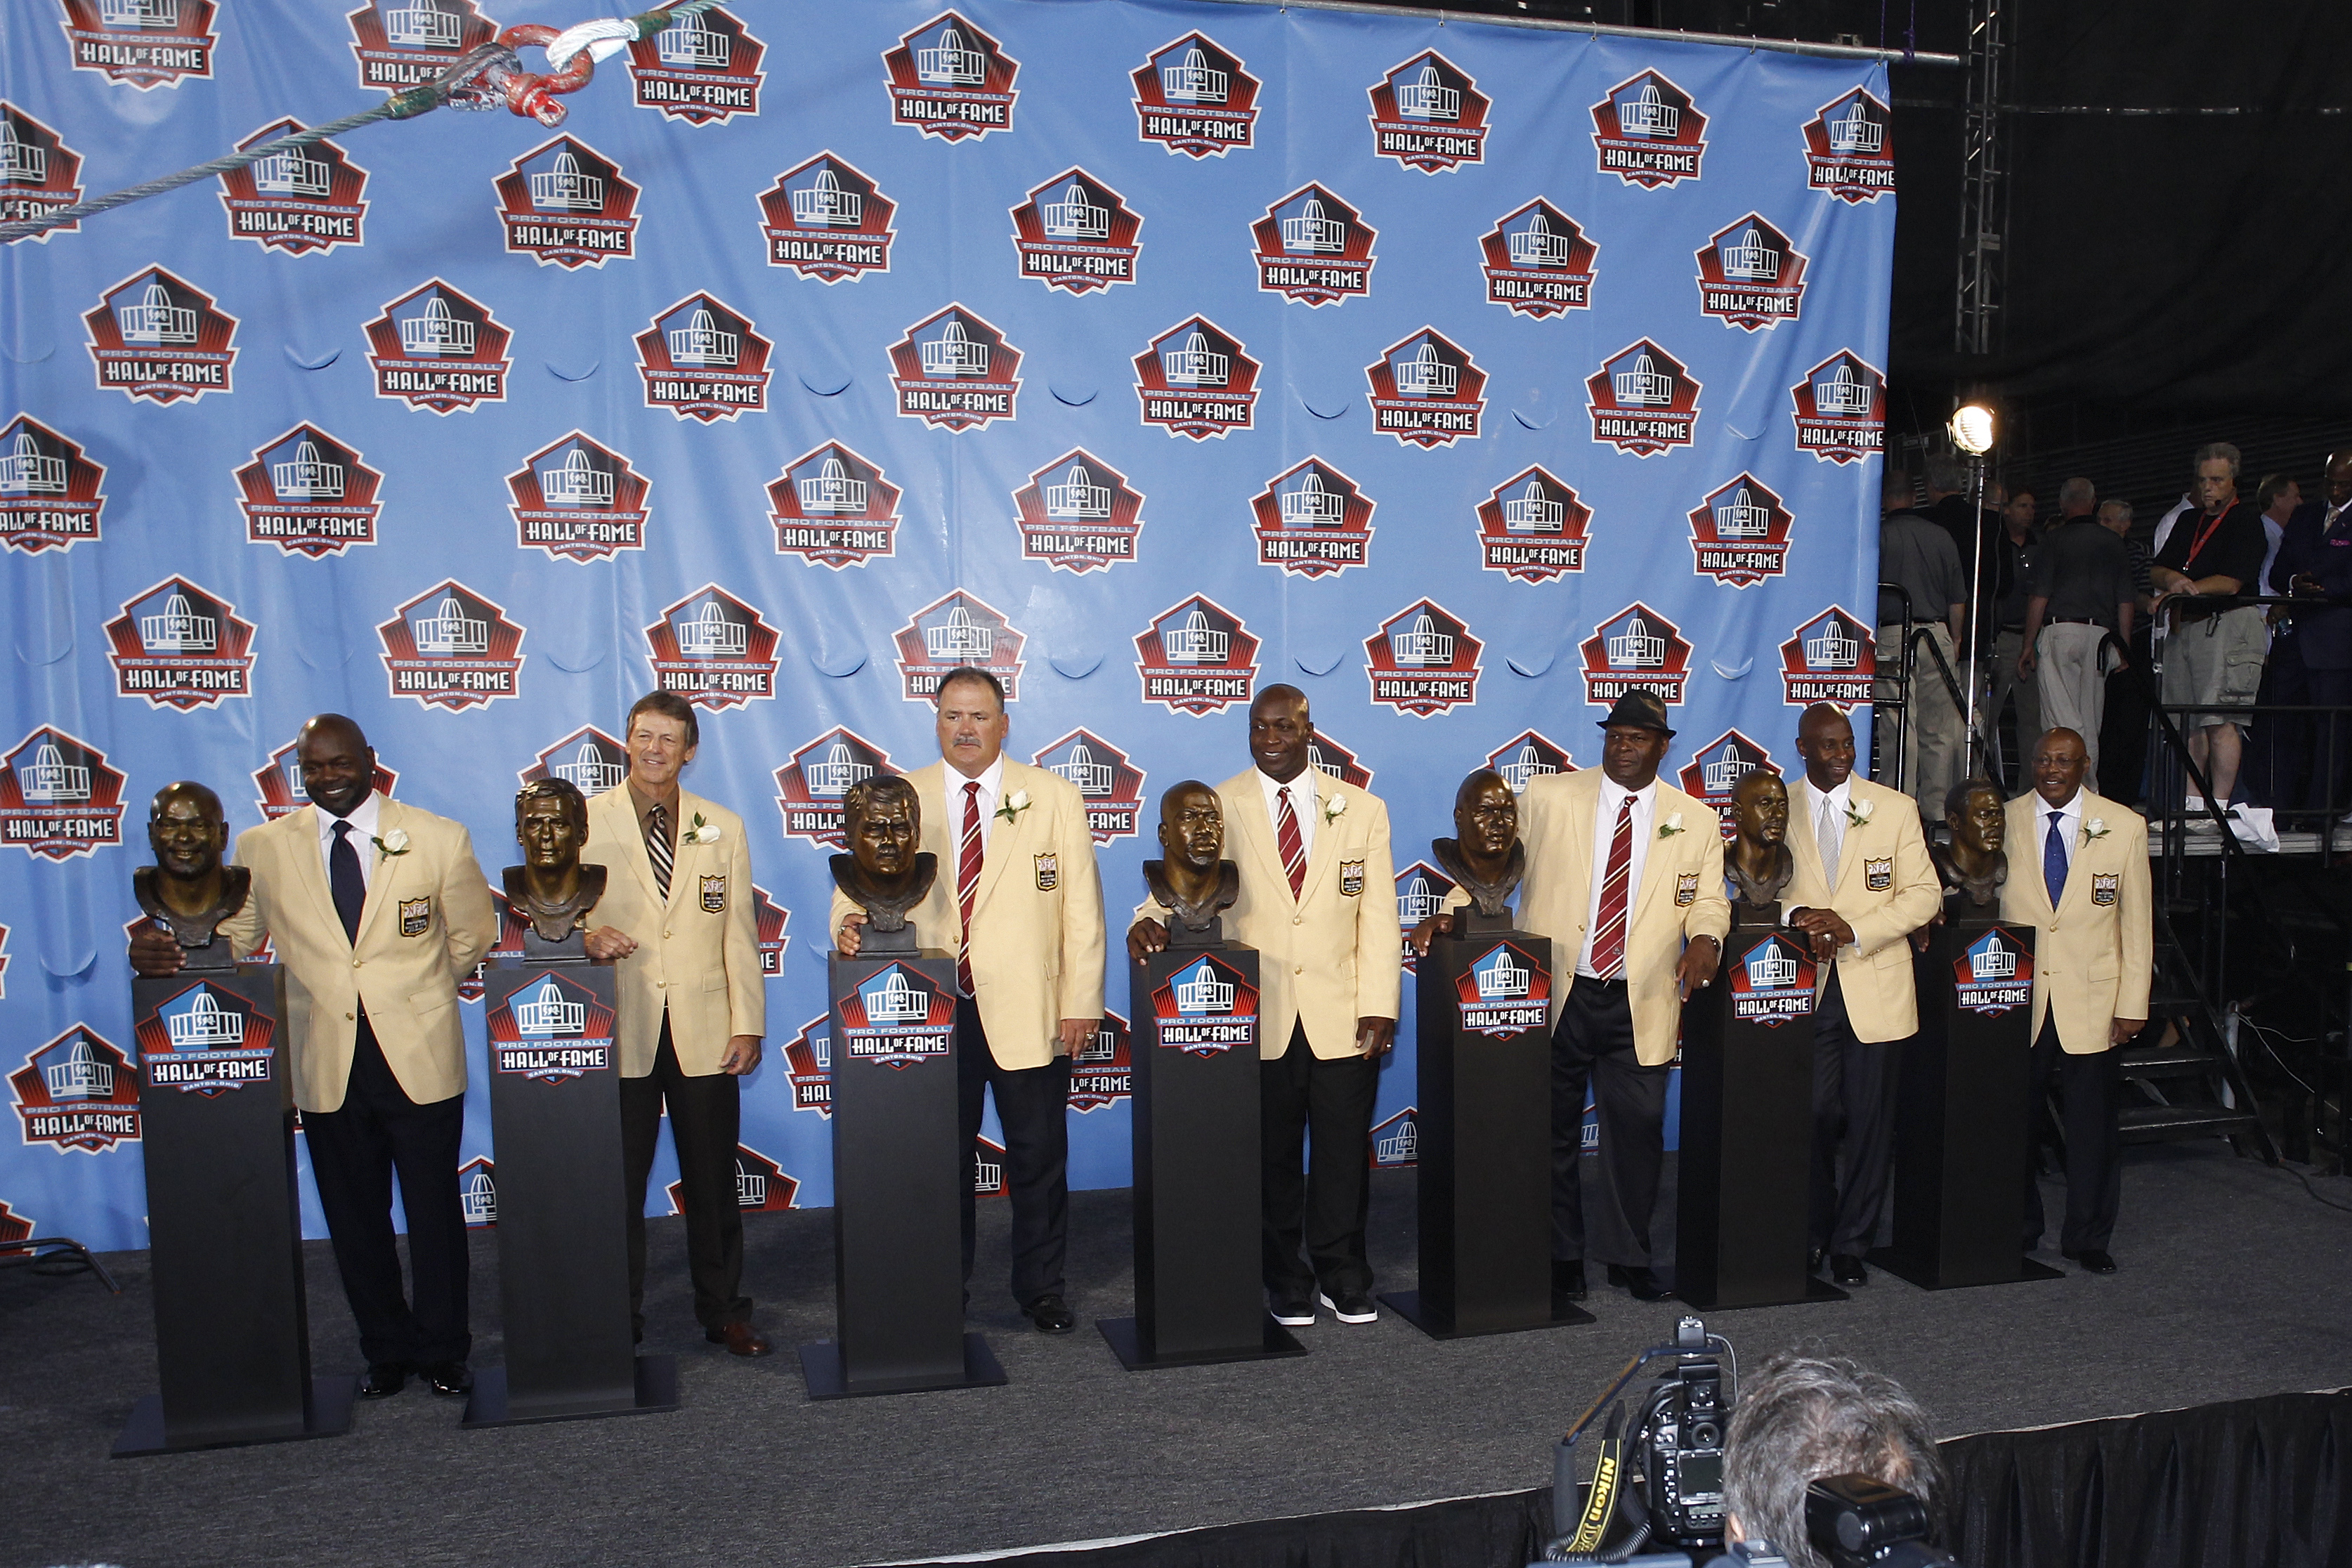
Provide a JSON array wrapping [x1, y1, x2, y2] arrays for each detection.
[[0, 0, 724, 246]]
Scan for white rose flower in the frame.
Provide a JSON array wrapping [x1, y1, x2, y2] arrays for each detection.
[[1323, 792, 1347, 825], [372, 827, 411, 857], [995, 788, 1032, 824], [1657, 812, 1685, 839], [685, 814, 722, 845]]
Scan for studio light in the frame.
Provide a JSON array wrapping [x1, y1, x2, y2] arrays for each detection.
[[1949, 403, 1995, 455]]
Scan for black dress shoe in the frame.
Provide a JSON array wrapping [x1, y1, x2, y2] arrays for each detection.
[[1831, 1253, 1869, 1287], [419, 1361, 471, 1397], [2065, 1248, 2118, 1274], [358, 1363, 407, 1399], [1022, 1293, 1077, 1334], [1607, 1264, 1673, 1302], [1807, 1246, 1827, 1275], [1552, 1259, 1588, 1301]]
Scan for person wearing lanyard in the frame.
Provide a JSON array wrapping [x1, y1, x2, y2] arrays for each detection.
[[2150, 442, 2269, 827]]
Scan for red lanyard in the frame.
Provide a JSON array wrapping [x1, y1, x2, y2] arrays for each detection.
[[2183, 504, 2232, 567]]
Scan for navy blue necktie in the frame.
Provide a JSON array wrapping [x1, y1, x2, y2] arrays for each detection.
[[329, 818, 366, 945], [2043, 810, 2067, 910]]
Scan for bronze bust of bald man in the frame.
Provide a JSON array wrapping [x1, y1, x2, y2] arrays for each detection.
[[134, 782, 251, 972], [1725, 767, 1794, 915], [505, 778, 607, 955], [1932, 777, 2008, 912], [1143, 780, 1239, 948], [1432, 769, 1524, 932], [830, 776, 938, 954]]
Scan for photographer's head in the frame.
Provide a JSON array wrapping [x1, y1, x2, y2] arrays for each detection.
[[1723, 1352, 1942, 1567]]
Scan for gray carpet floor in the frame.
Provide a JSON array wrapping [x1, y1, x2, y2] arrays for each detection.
[[6, 1141, 2350, 1568]]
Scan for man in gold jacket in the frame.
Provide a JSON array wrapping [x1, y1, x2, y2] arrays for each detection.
[[1129, 684, 1402, 1327], [2000, 727, 2150, 1273], [1418, 691, 1727, 1305], [582, 691, 769, 1355], [1782, 703, 1940, 1288], [832, 667, 1104, 1334], [131, 714, 495, 1399]]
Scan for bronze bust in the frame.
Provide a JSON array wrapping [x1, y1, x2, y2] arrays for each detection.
[[830, 776, 938, 952], [1144, 780, 1238, 948], [1726, 767, 1794, 913], [1432, 769, 1524, 929], [504, 778, 606, 953], [1933, 777, 2008, 912], [134, 782, 250, 971]]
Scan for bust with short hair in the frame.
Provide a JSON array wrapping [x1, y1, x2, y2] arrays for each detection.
[[1931, 777, 2007, 910], [504, 778, 607, 948], [1726, 768, 1794, 913], [1143, 780, 1238, 947], [134, 782, 251, 970], [1432, 769, 1524, 925], [830, 776, 937, 947]]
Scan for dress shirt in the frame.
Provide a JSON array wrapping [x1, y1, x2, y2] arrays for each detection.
[[2039, 790, 2084, 891], [2150, 494, 2195, 556], [315, 789, 384, 896], [626, 777, 679, 854], [1877, 511, 1968, 627], [946, 754, 1007, 854], [1256, 765, 1319, 861], [1798, 776, 1854, 885], [1577, 775, 1656, 977]]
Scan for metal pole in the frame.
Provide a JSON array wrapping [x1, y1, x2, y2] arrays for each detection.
[[1965, 455, 1987, 770]]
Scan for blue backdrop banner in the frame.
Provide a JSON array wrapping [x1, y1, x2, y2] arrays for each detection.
[[0, 0, 1893, 1253]]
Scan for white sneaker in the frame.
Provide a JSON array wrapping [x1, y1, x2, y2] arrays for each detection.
[[1268, 1291, 1314, 1328], [1318, 1290, 1378, 1325]]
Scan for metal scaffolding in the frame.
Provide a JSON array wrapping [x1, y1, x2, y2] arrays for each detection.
[[1955, 0, 2010, 355]]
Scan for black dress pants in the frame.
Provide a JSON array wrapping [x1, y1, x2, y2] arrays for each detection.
[[1808, 971, 1903, 1258], [1260, 1021, 1379, 1298], [1550, 978, 1669, 1267], [620, 1014, 749, 1334], [2023, 1019, 2123, 1253], [955, 999, 1072, 1308], [301, 1015, 470, 1369]]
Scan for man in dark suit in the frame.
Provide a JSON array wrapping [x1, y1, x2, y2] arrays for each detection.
[[2275, 452, 2352, 814]]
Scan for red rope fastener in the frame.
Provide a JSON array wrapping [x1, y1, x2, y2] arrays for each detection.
[[498, 24, 603, 126]]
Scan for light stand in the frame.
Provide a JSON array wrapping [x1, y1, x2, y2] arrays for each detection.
[[1949, 404, 1997, 776]]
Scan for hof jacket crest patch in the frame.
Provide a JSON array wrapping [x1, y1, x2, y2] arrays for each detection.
[[1675, 871, 1699, 906], [2091, 872, 2119, 906], [398, 897, 431, 937], [1034, 852, 1059, 891], [1340, 859, 1366, 897], [700, 874, 726, 914], [1864, 856, 1893, 892]]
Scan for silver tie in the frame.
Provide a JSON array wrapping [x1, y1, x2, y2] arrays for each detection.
[[1818, 797, 1842, 887]]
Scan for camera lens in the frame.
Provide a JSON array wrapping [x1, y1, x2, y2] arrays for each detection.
[[1691, 1423, 1720, 1447]]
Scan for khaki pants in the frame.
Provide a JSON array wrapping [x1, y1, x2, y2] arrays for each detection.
[[1989, 629, 2043, 777], [2036, 622, 2110, 779], [1880, 622, 1963, 820]]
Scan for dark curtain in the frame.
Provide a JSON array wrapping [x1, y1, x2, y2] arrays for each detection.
[[925, 1390, 2352, 1567], [1888, 4, 2352, 419]]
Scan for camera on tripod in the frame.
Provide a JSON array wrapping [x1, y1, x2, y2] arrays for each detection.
[[1537, 1320, 1960, 1568]]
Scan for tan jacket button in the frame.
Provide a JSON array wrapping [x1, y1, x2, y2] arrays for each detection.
[[1294, 965, 1304, 975], [655, 980, 666, 989], [353, 959, 363, 968], [1293, 915, 1302, 926], [345, 1012, 355, 1021]]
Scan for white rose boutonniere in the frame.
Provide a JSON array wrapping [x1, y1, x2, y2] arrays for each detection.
[[1657, 812, 1685, 839], [1323, 792, 1347, 826], [371, 827, 410, 858], [684, 813, 722, 846], [995, 788, 1031, 825], [1845, 799, 1874, 829], [2082, 818, 2110, 842]]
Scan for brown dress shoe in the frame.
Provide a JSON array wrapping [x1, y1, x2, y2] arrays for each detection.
[[705, 1320, 773, 1357]]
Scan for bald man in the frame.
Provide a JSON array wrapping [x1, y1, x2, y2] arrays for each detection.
[[131, 714, 495, 1400]]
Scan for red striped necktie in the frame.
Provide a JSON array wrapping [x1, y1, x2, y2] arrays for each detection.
[[1589, 793, 1635, 979], [958, 780, 982, 995], [1274, 785, 1307, 900]]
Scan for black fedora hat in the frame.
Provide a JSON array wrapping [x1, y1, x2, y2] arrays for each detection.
[[1595, 689, 1675, 736]]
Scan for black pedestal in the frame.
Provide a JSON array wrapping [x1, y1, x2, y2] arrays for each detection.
[[1383, 920, 1590, 1338], [802, 948, 1002, 1397], [1871, 916, 2064, 1291], [119, 965, 352, 1456], [1677, 922, 1848, 1310], [469, 959, 671, 1427], [1111, 942, 1305, 1369]]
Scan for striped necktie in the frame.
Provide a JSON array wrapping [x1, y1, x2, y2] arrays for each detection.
[[645, 803, 672, 900], [957, 780, 983, 995], [1589, 794, 1635, 979], [1274, 785, 1307, 900]]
